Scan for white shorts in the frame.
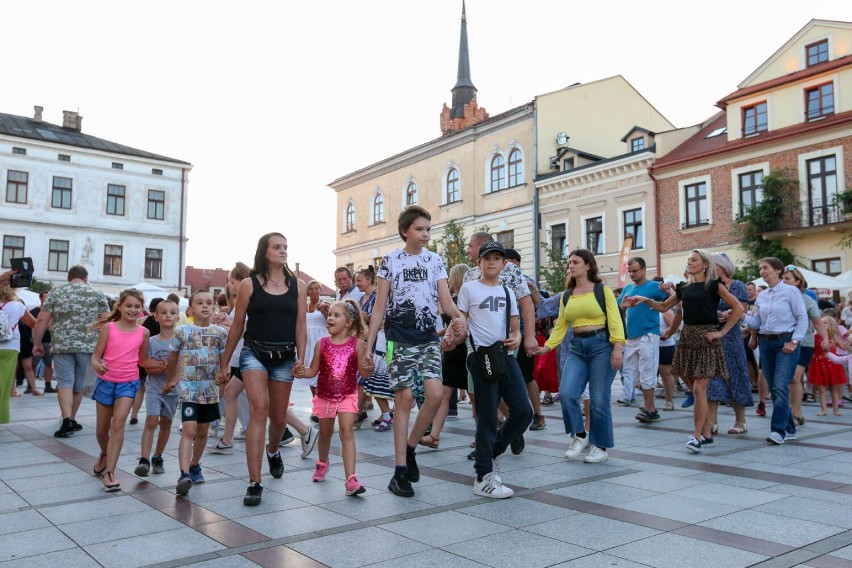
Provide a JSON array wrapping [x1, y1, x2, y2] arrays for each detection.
[[625, 334, 660, 390]]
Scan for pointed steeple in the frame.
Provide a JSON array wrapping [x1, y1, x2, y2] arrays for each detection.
[[440, 1, 489, 134]]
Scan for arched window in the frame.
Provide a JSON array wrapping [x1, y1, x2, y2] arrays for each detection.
[[446, 168, 460, 203], [490, 154, 506, 192], [508, 148, 523, 186], [345, 202, 355, 232], [372, 193, 385, 224], [406, 182, 418, 206]]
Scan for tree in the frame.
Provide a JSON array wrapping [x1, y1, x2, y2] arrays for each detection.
[[539, 237, 568, 293], [428, 220, 490, 269], [27, 277, 53, 294], [735, 168, 798, 279]]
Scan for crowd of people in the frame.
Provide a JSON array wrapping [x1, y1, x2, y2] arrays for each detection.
[[2, 205, 852, 504]]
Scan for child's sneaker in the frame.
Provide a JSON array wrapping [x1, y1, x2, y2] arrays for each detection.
[[345, 474, 366, 496], [176, 472, 192, 495], [134, 457, 150, 477], [151, 455, 165, 474], [300, 426, 319, 459], [244, 481, 263, 506], [313, 460, 330, 482], [189, 464, 205, 484], [207, 438, 233, 455], [473, 471, 513, 499]]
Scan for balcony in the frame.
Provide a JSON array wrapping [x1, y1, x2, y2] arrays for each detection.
[[761, 196, 852, 238]]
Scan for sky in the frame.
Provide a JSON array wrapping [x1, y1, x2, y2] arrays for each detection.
[[3, 1, 849, 288]]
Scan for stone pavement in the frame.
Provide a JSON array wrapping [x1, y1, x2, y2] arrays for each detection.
[[2, 382, 852, 568]]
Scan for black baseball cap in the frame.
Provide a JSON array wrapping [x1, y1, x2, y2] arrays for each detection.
[[478, 241, 507, 259], [504, 248, 521, 262]]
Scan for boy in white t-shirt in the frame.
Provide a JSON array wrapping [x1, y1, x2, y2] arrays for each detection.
[[458, 241, 533, 498]]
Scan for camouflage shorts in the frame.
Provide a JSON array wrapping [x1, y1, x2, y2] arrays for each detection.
[[388, 342, 442, 396]]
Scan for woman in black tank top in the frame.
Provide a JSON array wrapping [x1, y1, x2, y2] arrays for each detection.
[[218, 233, 307, 506]]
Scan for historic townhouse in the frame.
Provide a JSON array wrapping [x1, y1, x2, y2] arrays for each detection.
[[652, 20, 852, 278], [1, 106, 192, 294]]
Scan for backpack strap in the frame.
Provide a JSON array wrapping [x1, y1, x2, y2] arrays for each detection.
[[503, 286, 510, 340]]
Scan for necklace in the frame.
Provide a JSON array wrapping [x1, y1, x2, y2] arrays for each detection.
[[266, 276, 284, 288]]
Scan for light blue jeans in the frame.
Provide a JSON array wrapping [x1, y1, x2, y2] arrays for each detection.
[[559, 331, 615, 449]]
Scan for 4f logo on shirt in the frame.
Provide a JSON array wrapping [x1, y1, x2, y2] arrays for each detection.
[[402, 267, 428, 281], [479, 296, 507, 312]]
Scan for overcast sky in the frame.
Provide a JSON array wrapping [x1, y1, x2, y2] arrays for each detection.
[[4, 1, 848, 287]]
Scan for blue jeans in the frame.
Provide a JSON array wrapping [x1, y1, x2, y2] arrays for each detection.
[[758, 337, 799, 438], [559, 332, 615, 449], [470, 353, 533, 477]]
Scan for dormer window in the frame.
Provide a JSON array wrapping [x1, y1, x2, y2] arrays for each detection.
[[806, 39, 828, 67], [742, 102, 767, 136], [805, 83, 834, 121], [630, 137, 644, 152], [562, 157, 575, 171]]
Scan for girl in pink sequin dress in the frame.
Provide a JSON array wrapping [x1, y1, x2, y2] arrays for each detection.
[[294, 299, 373, 495]]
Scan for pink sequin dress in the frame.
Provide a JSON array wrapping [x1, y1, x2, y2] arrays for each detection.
[[315, 337, 359, 401]]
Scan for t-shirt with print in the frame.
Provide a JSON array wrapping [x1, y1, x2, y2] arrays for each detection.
[[43, 282, 109, 353], [618, 280, 669, 338], [147, 334, 176, 397], [465, 262, 531, 333], [458, 280, 518, 348], [377, 248, 447, 345], [169, 324, 227, 404]]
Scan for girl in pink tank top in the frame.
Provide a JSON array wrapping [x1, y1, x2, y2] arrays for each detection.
[[294, 299, 374, 496], [90, 289, 154, 493]]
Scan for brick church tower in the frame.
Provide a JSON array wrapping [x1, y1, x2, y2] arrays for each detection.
[[440, 1, 489, 134]]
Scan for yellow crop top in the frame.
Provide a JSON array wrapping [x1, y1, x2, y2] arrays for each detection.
[[545, 286, 625, 349]]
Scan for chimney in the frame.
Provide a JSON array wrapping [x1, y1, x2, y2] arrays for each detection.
[[62, 110, 83, 132], [33, 106, 43, 123], [295, 262, 301, 277]]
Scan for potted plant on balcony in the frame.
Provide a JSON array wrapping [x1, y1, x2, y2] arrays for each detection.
[[836, 189, 852, 215]]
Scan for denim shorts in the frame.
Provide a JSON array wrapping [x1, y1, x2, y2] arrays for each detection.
[[92, 378, 140, 406], [239, 346, 294, 383]]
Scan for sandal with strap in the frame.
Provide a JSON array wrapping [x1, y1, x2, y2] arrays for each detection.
[[103, 471, 121, 492], [727, 423, 748, 434], [419, 434, 440, 449], [93, 453, 108, 477], [542, 395, 554, 405]]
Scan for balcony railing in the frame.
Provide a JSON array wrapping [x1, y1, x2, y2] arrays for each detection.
[[769, 197, 847, 232]]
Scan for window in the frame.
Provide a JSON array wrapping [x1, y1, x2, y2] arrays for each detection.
[[51, 177, 72, 209], [106, 184, 126, 216], [58, 154, 70, 162], [2, 236, 24, 268], [112, 162, 123, 170], [738, 171, 764, 215], [813, 257, 841, 276], [585, 217, 603, 255], [623, 209, 643, 249], [806, 39, 829, 67], [446, 168, 460, 203], [508, 149, 523, 186], [145, 248, 163, 279], [405, 182, 418, 206], [805, 83, 834, 120], [630, 137, 645, 152], [742, 102, 768, 135], [12, 147, 26, 155], [490, 155, 506, 192], [147, 190, 165, 220], [562, 157, 575, 171], [550, 223, 567, 258], [372, 193, 384, 224], [496, 230, 514, 250], [103, 245, 123, 276], [5, 170, 28, 204], [807, 155, 838, 225], [48, 240, 69, 272], [345, 202, 355, 232], [683, 182, 709, 228], [152, 168, 163, 176]]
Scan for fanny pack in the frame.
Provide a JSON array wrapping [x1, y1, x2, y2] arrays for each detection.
[[244, 335, 295, 367]]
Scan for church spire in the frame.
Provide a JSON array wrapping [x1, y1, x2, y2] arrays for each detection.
[[440, 1, 489, 134]]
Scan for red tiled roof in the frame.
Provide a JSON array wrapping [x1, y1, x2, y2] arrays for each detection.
[[652, 109, 852, 172], [185, 265, 335, 297], [717, 54, 852, 109], [296, 271, 335, 297]]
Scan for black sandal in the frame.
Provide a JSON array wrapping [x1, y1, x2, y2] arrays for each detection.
[[803, 393, 816, 403], [93, 453, 107, 477]]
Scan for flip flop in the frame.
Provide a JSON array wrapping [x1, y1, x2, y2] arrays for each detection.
[[103, 471, 121, 492], [418, 434, 439, 449], [93, 453, 107, 477], [727, 424, 747, 434]]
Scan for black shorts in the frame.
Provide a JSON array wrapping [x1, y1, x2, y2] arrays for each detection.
[[659, 345, 676, 366], [516, 348, 535, 384], [231, 366, 243, 382], [798, 346, 815, 369], [180, 402, 221, 424], [743, 337, 756, 363]]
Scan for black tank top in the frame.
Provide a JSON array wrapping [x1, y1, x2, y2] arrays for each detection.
[[245, 274, 298, 343]]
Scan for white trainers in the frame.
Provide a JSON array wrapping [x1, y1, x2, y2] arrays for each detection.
[[766, 432, 785, 445], [207, 438, 233, 455], [301, 426, 319, 459], [583, 446, 608, 463], [564, 435, 590, 460], [233, 430, 247, 440], [473, 471, 514, 499]]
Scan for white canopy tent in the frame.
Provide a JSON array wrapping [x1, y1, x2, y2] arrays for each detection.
[[751, 265, 849, 290], [128, 283, 188, 312], [16, 288, 41, 309]]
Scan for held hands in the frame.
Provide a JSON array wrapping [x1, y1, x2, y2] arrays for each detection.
[[92, 359, 108, 376], [358, 351, 374, 376], [32, 344, 45, 358], [215, 368, 230, 385], [163, 381, 177, 394], [292, 361, 306, 378], [718, 309, 732, 323], [535, 345, 552, 356]]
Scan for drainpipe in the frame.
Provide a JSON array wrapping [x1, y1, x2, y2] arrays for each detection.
[[532, 102, 540, 283], [179, 167, 186, 292], [648, 164, 661, 277]]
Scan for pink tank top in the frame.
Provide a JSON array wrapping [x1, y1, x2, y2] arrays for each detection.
[[316, 336, 358, 401], [102, 322, 145, 383]]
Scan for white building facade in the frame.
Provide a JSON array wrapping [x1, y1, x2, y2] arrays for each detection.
[[0, 108, 192, 294]]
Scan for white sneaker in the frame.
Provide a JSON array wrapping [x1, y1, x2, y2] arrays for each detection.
[[583, 446, 608, 463], [233, 430, 247, 440], [564, 435, 590, 460], [766, 432, 785, 445], [301, 426, 319, 459], [207, 438, 233, 455], [492, 454, 503, 483], [473, 471, 513, 499]]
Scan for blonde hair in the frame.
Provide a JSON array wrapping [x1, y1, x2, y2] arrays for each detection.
[[330, 299, 366, 339], [823, 316, 841, 345], [0, 286, 17, 302], [448, 264, 470, 295], [691, 249, 717, 289]]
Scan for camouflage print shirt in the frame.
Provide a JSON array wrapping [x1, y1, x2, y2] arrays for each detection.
[[43, 282, 109, 353]]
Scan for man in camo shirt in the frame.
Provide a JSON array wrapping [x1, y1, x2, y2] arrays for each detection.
[[32, 265, 109, 438]]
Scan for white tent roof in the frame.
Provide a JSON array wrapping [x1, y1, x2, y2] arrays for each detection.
[[752, 265, 849, 290], [16, 288, 40, 309]]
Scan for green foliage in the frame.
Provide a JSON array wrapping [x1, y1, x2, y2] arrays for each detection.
[[539, 239, 568, 293], [735, 169, 798, 273], [428, 220, 491, 270], [27, 277, 53, 294]]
